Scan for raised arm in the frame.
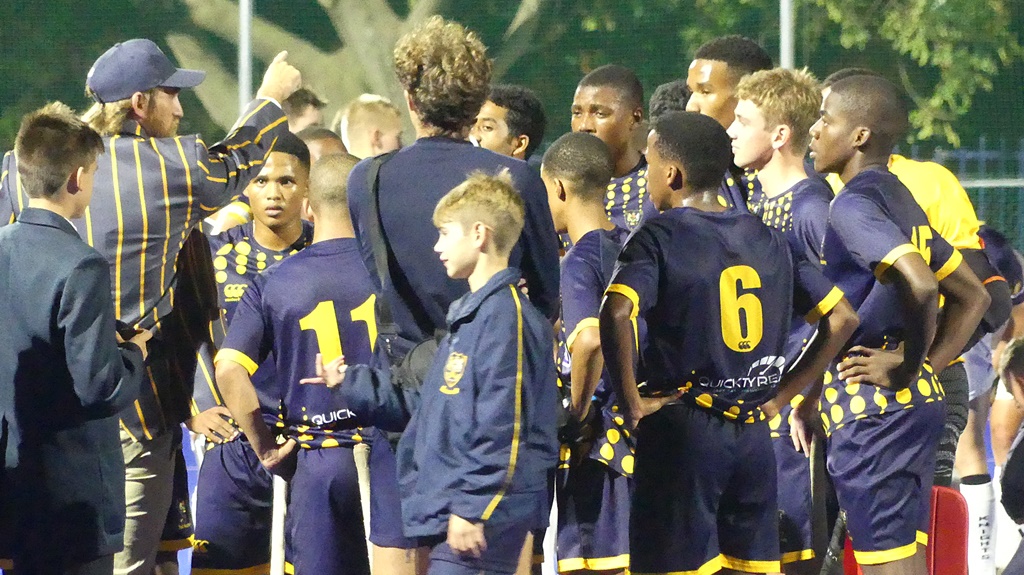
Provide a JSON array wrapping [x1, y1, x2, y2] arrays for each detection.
[[192, 52, 301, 214]]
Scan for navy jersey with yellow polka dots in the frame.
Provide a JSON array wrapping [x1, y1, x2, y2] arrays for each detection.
[[208, 220, 313, 322], [192, 221, 313, 418], [748, 178, 843, 439], [607, 207, 794, 421], [719, 168, 760, 211], [558, 226, 634, 474], [820, 167, 962, 432], [559, 226, 631, 405], [217, 238, 378, 448], [605, 157, 658, 231]]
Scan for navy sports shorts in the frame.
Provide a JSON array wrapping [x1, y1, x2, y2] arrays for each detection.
[[773, 434, 814, 564], [826, 399, 944, 565], [556, 458, 632, 573], [286, 446, 370, 574], [630, 403, 780, 574], [422, 518, 533, 575], [286, 429, 414, 574], [192, 429, 411, 573], [191, 438, 273, 573], [159, 447, 194, 552], [365, 428, 418, 550]]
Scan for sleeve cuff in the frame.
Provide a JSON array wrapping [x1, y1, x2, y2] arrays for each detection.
[[566, 317, 600, 352], [214, 348, 259, 376], [873, 243, 918, 281], [804, 286, 845, 324], [934, 248, 964, 282], [605, 284, 641, 319], [259, 96, 282, 109]]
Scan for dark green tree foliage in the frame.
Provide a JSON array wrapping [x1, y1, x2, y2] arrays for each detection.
[[0, 0, 1020, 150], [0, 0, 218, 148]]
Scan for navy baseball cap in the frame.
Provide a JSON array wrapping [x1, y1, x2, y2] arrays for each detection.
[[86, 39, 206, 104]]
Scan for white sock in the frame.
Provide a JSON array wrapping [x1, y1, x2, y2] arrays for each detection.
[[960, 476, 996, 575], [994, 466, 1023, 569]]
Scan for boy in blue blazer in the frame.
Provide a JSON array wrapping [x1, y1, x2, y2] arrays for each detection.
[[0, 103, 151, 574]]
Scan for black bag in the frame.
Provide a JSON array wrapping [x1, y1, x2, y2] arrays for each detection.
[[365, 152, 442, 392]]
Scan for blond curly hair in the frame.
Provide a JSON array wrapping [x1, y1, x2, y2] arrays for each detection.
[[393, 16, 492, 137]]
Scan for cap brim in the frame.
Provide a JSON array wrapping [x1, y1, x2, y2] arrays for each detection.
[[161, 68, 206, 89]]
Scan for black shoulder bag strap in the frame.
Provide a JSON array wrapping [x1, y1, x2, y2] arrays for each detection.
[[365, 150, 401, 335]]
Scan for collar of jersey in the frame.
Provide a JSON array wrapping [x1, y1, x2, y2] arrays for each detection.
[[119, 119, 150, 138], [446, 266, 523, 327]]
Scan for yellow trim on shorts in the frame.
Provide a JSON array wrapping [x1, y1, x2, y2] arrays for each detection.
[[853, 541, 918, 565], [214, 348, 260, 376], [781, 549, 816, 564], [874, 244, 918, 281], [917, 530, 929, 545], [558, 553, 630, 572], [804, 286, 844, 324], [566, 317, 600, 353], [285, 561, 295, 574], [633, 553, 723, 575], [159, 535, 194, 552], [934, 249, 963, 281], [721, 554, 782, 573], [191, 564, 271, 575]]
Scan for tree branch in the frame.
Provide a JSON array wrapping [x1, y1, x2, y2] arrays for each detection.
[[493, 0, 548, 79], [181, 0, 325, 64], [165, 33, 240, 129]]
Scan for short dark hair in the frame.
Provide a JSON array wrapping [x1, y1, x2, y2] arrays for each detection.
[[694, 35, 773, 81], [651, 111, 732, 192], [282, 87, 327, 117], [822, 67, 882, 89], [649, 80, 692, 122], [272, 130, 312, 173], [541, 132, 614, 202], [578, 64, 644, 109], [296, 126, 344, 144], [309, 153, 360, 213], [829, 75, 909, 151], [488, 84, 547, 159], [15, 102, 104, 199]]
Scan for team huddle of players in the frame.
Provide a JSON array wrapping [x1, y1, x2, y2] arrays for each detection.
[[186, 25, 1013, 575], [3, 14, 1019, 575]]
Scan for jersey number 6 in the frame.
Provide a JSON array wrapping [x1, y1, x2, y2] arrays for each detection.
[[719, 265, 764, 352]]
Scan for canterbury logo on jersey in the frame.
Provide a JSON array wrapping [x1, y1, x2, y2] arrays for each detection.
[[222, 283, 247, 300]]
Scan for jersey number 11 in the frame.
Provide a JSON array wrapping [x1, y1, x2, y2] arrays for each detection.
[[298, 295, 378, 361]]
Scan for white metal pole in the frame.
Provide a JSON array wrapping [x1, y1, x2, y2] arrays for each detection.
[[780, 0, 795, 69], [270, 476, 288, 575], [238, 0, 253, 113]]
